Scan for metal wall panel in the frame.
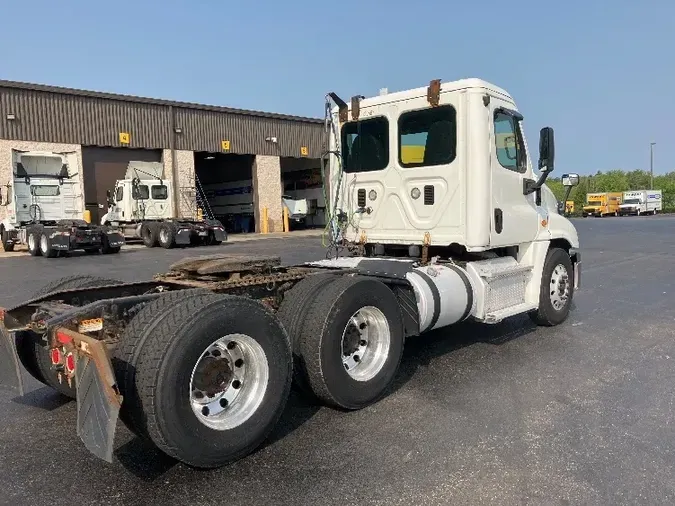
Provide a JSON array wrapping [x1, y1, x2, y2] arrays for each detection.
[[0, 82, 325, 157], [174, 107, 325, 158], [0, 87, 171, 148]]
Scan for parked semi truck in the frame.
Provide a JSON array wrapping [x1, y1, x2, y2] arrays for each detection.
[[0, 78, 580, 469], [0, 150, 124, 256], [618, 189, 662, 216], [101, 161, 227, 248], [582, 192, 622, 217]]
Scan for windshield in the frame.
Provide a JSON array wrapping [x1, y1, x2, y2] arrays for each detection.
[[341, 117, 389, 173], [623, 199, 640, 205], [30, 185, 60, 197], [588, 200, 602, 206]]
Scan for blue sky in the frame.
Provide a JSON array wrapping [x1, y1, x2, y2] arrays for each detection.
[[2, 0, 673, 175]]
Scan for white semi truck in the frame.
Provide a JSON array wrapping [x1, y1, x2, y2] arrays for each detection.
[[101, 161, 227, 248], [0, 150, 124, 256], [0, 78, 580, 469], [618, 189, 662, 216]]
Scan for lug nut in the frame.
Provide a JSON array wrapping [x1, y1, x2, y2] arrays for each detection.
[[354, 355, 360, 363], [202, 406, 210, 416], [212, 349, 221, 357], [235, 359, 244, 368], [220, 398, 228, 408], [360, 340, 367, 346], [227, 342, 236, 350], [232, 380, 241, 389]]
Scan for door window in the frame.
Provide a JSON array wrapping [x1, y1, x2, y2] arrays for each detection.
[[115, 186, 124, 202], [494, 111, 526, 173]]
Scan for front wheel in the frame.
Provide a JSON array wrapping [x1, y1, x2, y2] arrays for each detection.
[[529, 247, 574, 326]]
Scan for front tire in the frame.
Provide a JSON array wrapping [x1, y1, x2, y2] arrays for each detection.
[[133, 294, 293, 468], [297, 276, 404, 410], [1, 227, 14, 252], [528, 247, 574, 326]]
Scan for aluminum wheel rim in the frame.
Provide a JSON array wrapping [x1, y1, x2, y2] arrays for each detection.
[[39, 234, 48, 253], [28, 234, 36, 251], [549, 264, 570, 311], [189, 333, 269, 431], [340, 306, 390, 382], [159, 228, 168, 243]]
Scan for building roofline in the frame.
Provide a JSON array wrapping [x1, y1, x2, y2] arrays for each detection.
[[0, 79, 324, 124]]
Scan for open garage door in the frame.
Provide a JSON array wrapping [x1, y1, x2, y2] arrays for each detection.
[[194, 152, 255, 234], [82, 147, 162, 224], [281, 157, 326, 228]]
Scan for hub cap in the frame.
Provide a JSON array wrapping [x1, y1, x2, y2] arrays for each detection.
[[28, 234, 36, 251], [189, 333, 269, 431], [40, 235, 48, 253], [550, 264, 570, 311], [340, 306, 390, 382], [159, 228, 168, 243]]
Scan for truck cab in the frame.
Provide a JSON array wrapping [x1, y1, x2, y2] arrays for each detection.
[[101, 161, 173, 225], [324, 78, 580, 324], [1, 150, 82, 228]]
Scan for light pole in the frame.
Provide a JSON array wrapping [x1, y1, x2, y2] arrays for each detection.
[[650, 142, 656, 190]]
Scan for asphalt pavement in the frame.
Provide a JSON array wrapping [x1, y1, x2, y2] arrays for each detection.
[[1, 217, 674, 506]]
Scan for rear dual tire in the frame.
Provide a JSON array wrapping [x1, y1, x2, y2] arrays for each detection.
[[117, 292, 292, 468], [16, 275, 124, 399], [280, 275, 405, 410]]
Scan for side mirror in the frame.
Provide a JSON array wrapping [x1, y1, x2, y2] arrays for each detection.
[[562, 173, 580, 187], [538, 127, 555, 172]]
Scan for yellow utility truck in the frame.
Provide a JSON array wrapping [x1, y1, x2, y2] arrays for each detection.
[[582, 192, 622, 217]]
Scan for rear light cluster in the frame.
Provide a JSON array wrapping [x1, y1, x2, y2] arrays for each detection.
[[50, 346, 76, 374]]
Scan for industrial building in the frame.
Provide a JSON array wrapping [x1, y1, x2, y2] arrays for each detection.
[[0, 80, 326, 233]]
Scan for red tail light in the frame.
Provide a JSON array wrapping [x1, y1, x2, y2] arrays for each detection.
[[50, 348, 62, 365], [56, 331, 73, 345], [65, 352, 76, 374]]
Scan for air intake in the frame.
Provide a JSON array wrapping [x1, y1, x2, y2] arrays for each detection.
[[357, 189, 366, 208], [424, 185, 434, 205]]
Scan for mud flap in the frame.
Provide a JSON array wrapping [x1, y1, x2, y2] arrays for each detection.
[[75, 354, 120, 463], [0, 324, 24, 396]]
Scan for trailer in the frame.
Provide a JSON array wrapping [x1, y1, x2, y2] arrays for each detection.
[[0, 150, 124, 256], [101, 161, 227, 248], [0, 78, 581, 469], [618, 189, 662, 216]]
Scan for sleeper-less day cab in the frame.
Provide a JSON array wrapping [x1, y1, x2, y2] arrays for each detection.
[[0, 78, 580, 469]]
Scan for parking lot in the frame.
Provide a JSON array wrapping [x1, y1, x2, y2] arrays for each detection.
[[1, 216, 675, 505]]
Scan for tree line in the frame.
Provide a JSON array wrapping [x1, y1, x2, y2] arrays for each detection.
[[546, 170, 675, 212]]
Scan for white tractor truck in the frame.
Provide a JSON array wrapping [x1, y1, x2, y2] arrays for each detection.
[[101, 161, 227, 248], [0, 78, 580, 469], [618, 189, 662, 216], [0, 150, 124, 256]]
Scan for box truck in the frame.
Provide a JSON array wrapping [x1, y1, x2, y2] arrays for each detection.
[[618, 190, 662, 216], [582, 192, 622, 217]]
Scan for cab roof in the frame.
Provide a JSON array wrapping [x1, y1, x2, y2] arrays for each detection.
[[334, 78, 514, 112]]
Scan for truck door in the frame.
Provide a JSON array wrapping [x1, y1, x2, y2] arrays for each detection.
[[489, 102, 540, 247]]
